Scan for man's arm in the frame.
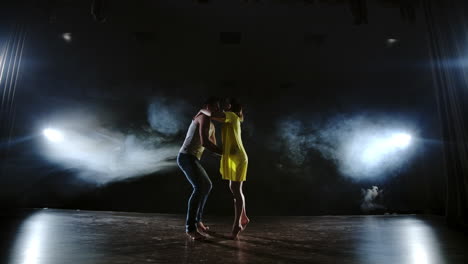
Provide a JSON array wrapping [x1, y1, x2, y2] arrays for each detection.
[[198, 115, 222, 155], [199, 109, 226, 121]]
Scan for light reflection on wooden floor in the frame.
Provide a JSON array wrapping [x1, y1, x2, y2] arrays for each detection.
[[1, 209, 467, 264]]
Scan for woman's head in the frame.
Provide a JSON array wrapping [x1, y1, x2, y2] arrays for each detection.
[[224, 98, 242, 113], [231, 101, 242, 114], [221, 98, 231, 111]]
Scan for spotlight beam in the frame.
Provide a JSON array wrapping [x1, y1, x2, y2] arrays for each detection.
[[43, 128, 64, 143]]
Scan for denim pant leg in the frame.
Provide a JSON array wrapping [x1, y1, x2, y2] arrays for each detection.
[[177, 153, 212, 232], [194, 160, 212, 223]]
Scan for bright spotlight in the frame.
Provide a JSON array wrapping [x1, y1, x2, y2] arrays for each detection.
[[389, 133, 412, 148], [360, 132, 413, 168], [43, 128, 64, 143]]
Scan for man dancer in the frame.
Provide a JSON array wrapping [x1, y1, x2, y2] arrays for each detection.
[[177, 97, 222, 240]]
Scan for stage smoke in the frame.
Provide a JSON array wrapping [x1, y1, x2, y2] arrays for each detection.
[[277, 119, 314, 166], [39, 98, 189, 184], [276, 113, 418, 180], [147, 98, 190, 136], [361, 186, 385, 212]]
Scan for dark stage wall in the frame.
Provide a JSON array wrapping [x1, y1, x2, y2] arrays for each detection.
[[0, 0, 446, 216]]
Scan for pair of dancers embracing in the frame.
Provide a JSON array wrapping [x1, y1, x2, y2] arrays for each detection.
[[177, 97, 249, 240]]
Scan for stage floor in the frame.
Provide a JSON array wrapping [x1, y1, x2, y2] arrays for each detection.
[[0, 209, 467, 264]]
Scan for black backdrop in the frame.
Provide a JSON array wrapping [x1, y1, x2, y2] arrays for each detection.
[[0, 0, 451, 217]]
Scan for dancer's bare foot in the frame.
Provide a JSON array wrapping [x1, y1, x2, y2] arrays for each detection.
[[197, 222, 209, 232], [186, 231, 206, 240], [231, 225, 242, 240], [240, 217, 250, 231]]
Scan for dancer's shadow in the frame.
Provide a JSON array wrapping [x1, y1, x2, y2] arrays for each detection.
[[190, 229, 325, 263], [206, 230, 341, 257], [240, 234, 356, 258], [193, 236, 310, 263], [204, 230, 232, 240]]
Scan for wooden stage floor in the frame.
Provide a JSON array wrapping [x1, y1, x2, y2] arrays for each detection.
[[1, 209, 467, 263]]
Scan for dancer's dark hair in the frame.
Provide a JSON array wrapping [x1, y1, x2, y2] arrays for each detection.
[[202, 96, 220, 108], [225, 97, 242, 113]]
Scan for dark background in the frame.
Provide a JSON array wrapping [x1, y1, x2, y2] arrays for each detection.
[[0, 0, 446, 216]]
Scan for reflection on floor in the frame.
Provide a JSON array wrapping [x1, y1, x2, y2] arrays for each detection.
[[1, 209, 467, 264]]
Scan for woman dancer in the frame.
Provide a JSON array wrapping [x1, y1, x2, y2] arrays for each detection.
[[201, 98, 249, 239]]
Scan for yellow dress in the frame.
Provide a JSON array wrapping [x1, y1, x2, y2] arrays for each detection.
[[220, 111, 248, 182]]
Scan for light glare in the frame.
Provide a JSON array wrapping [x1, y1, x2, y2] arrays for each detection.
[[43, 128, 64, 142], [360, 132, 412, 169], [390, 133, 411, 148]]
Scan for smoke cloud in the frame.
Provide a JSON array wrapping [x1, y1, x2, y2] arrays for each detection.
[[276, 113, 418, 180], [39, 97, 190, 184], [361, 186, 385, 212], [147, 98, 190, 136]]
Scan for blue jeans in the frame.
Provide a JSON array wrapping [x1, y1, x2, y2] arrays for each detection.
[[177, 152, 212, 232]]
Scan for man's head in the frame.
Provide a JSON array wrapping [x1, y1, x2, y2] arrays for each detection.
[[202, 96, 220, 112]]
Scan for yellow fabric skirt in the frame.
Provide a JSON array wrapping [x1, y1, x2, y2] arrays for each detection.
[[220, 111, 248, 182], [220, 150, 248, 182]]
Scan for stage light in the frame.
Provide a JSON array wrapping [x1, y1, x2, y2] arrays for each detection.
[[62, 33, 72, 43], [43, 128, 64, 143], [386, 38, 399, 47], [91, 0, 107, 22], [389, 133, 411, 148], [361, 132, 412, 167], [39, 116, 179, 184]]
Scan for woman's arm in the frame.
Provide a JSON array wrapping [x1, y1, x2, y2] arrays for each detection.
[[199, 109, 211, 116], [238, 110, 244, 122]]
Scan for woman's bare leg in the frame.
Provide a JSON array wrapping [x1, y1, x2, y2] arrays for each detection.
[[229, 181, 245, 239], [240, 205, 250, 230]]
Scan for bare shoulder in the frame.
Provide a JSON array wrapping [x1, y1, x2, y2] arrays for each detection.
[[195, 113, 210, 124]]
